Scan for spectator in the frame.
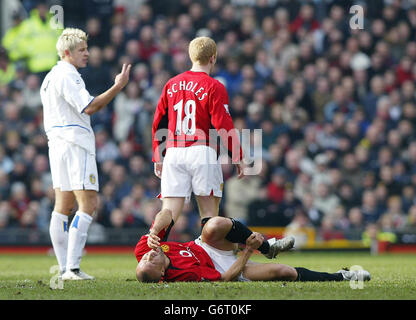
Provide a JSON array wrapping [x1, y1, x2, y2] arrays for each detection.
[[9, 181, 30, 225], [109, 165, 133, 205], [1, 12, 25, 62], [362, 75, 385, 119], [284, 208, 312, 247], [113, 82, 143, 142], [289, 3, 320, 36], [275, 187, 302, 226], [406, 205, 416, 229], [361, 190, 383, 224], [0, 201, 10, 229], [337, 182, 359, 211], [311, 153, 331, 190], [225, 173, 261, 224], [15, 2, 62, 76], [379, 165, 403, 197], [333, 205, 350, 231], [267, 167, 288, 205], [22, 74, 42, 113], [313, 182, 340, 219], [340, 153, 366, 190], [301, 192, 321, 224], [0, 170, 10, 201], [85, 17, 107, 48], [20, 201, 39, 229], [98, 182, 117, 227], [348, 207, 365, 231], [312, 76, 332, 123], [95, 128, 120, 164], [380, 196, 407, 230], [0, 47, 17, 86], [324, 85, 357, 122], [110, 208, 128, 229], [81, 46, 112, 96], [0, 146, 14, 174], [401, 185, 415, 213], [138, 25, 160, 62]]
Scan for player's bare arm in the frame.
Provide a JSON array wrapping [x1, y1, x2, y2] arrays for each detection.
[[147, 209, 173, 249], [219, 233, 257, 281], [83, 63, 131, 115]]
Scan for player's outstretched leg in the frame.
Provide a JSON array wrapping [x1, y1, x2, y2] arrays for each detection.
[[202, 216, 294, 257], [295, 267, 371, 281], [243, 264, 371, 282]]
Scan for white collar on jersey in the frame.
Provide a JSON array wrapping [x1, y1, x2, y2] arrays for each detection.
[[57, 60, 80, 75]]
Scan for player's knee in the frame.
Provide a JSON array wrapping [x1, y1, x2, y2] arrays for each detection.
[[203, 217, 231, 239], [54, 203, 74, 215], [78, 193, 98, 214], [87, 195, 98, 212], [272, 265, 298, 281]]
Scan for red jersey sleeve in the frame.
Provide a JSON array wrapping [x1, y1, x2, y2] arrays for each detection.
[[152, 84, 169, 163], [209, 82, 243, 163]]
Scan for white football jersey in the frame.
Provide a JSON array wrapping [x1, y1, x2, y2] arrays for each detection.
[[40, 61, 96, 155]]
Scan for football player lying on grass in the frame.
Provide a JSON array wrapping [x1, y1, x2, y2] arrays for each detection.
[[135, 209, 371, 283]]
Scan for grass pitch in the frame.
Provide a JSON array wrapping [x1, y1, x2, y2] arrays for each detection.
[[1, 251, 416, 300]]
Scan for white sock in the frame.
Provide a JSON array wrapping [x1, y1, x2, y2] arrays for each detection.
[[49, 211, 69, 273], [66, 211, 93, 271]]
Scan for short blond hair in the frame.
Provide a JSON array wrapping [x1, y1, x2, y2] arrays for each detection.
[[188, 36, 217, 65], [56, 28, 88, 59]]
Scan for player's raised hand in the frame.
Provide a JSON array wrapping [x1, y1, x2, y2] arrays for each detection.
[[245, 233, 261, 252], [147, 232, 160, 250], [246, 232, 263, 251], [115, 63, 131, 89]]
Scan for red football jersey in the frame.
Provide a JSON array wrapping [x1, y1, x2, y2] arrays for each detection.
[[152, 70, 242, 163], [134, 222, 221, 282]]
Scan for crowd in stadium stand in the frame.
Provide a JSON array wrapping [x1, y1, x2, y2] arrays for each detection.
[[1, 0, 416, 244]]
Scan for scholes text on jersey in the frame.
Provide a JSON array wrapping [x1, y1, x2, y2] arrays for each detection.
[[166, 81, 208, 101]]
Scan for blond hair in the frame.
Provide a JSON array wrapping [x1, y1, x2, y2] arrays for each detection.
[[188, 36, 217, 65], [56, 28, 88, 59]]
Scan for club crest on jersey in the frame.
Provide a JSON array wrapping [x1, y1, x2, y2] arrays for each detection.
[[89, 174, 96, 184], [161, 244, 170, 252]]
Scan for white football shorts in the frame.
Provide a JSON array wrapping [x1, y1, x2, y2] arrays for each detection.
[[195, 237, 250, 282], [48, 138, 99, 192], [160, 145, 223, 202]]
